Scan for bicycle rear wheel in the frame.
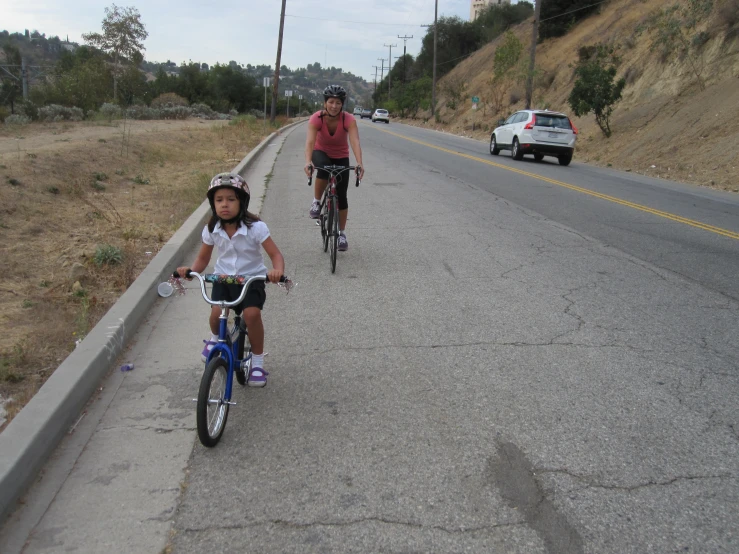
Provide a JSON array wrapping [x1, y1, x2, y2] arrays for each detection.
[[329, 199, 339, 273], [196, 356, 230, 447]]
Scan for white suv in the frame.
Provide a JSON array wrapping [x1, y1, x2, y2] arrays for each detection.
[[371, 109, 390, 124], [489, 109, 577, 166]]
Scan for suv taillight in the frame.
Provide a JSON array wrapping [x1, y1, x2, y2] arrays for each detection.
[[569, 118, 578, 135], [524, 117, 535, 130]]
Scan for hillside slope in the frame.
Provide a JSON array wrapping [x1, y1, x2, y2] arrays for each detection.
[[410, 0, 739, 191]]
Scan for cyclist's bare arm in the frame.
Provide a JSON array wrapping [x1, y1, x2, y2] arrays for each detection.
[[177, 243, 213, 279], [304, 122, 319, 176], [347, 120, 365, 180], [261, 237, 285, 283]]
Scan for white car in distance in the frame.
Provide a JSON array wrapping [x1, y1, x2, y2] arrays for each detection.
[[371, 109, 390, 124]]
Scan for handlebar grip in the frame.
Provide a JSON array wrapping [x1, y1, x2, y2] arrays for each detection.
[[355, 166, 361, 187], [173, 270, 192, 279], [307, 164, 313, 186]]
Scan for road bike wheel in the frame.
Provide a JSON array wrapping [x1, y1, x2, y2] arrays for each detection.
[[329, 200, 339, 273], [196, 356, 230, 447], [325, 199, 334, 255], [321, 208, 329, 252]]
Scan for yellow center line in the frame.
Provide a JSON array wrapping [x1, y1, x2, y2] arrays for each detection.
[[374, 126, 739, 241]]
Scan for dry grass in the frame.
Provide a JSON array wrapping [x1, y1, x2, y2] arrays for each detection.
[[0, 115, 288, 428]]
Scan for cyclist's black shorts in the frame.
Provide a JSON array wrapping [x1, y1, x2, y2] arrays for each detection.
[[211, 281, 266, 313], [312, 150, 350, 210]]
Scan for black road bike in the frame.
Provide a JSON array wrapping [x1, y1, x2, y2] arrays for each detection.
[[308, 164, 361, 273]]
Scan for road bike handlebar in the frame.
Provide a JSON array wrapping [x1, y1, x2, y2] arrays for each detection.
[[172, 271, 289, 308], [307, 164, 361, 187]]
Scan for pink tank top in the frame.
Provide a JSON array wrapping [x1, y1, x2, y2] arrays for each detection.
[[309, 111, 356, 159]]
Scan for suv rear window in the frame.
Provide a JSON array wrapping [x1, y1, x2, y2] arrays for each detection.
[[534, 114, 571, 129]]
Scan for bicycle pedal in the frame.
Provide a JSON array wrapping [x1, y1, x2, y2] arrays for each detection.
[[315, 220, 320, 226]]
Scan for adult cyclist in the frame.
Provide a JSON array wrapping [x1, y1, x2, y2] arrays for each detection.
[[304, 84, 365, 251]]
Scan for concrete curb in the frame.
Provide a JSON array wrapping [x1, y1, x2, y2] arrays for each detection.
[[0, 119, 306, 522]]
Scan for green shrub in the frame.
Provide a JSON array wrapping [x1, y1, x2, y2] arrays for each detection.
[[4, 115, 31, 125], [37, 105, 84, 122], [151, 93, 189, 108], [99, 103, 122, 120], [93, 244, 123, 266]]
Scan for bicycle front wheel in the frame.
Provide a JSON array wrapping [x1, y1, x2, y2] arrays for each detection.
[[329, 200, 339, 273], [196, 356, 230, 447], [321, 208, 329, 252]]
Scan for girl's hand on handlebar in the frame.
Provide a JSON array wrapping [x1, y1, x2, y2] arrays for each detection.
[[304, 163, 313, 177], [267, 269, 284, 283], [356, 165, 365, 180], [175, 266, 192, 280]]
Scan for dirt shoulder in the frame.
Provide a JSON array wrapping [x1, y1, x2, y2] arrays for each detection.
[[0, 117, 282, 428]]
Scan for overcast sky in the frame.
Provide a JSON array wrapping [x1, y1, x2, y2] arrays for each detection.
[[1, 0, 506, 82]]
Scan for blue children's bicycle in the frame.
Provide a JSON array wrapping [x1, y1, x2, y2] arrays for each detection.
[[173, 270, 291, 447]]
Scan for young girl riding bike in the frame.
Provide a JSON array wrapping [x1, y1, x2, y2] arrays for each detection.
[[304, 84, 365, 251], [177, 172, 285, 387]]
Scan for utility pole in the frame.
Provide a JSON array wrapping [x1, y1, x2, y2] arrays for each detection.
[[525, 0, 542, 110], [384, 43, 397, 96], [21, 57, 28, 99], [397, 34, 413, 84], [372, 65, 380, 97], [377, 57, 386, 98], [270, 0, 286, 123], [431, 0, 438, 117]]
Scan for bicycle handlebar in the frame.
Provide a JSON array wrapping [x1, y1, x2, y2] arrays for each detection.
[[172, 271, 289, 308], [307, 164, 361, 187]]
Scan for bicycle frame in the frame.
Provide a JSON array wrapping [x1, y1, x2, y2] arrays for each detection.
[[191, 272, 266, 402]]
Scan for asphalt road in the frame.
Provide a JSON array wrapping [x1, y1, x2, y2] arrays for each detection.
[[5, 120, 738, 553]]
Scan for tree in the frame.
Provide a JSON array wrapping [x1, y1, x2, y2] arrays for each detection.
[[441, 77, 467, 112], [488, 31, 524, 114], [82, 4, 148, 102], [540, 0, 602, 40], [568, 44, 626, 137], [0, 43, 23, 113]]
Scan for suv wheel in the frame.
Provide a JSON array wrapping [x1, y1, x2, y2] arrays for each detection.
[[558, 154, 572, 166], [490, 135, 500, 156], [534, 153, 544, 162], [512, 138, 524, 160]]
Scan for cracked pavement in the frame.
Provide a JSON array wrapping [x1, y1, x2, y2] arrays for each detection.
[[3, 123, 737, 553]]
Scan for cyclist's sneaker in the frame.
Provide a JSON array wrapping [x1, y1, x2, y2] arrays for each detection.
[[247, 367, 268, 388], [309, 200, 320, 219], [200, 339, 216, 363], [338, 234, 348, 251]]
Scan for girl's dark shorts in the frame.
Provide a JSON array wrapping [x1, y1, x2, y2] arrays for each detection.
[[312, 150, 351, 210], [211, 281, 266, 313]]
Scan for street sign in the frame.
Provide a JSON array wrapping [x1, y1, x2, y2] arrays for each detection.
[[263, 77, 270, 87], [285, 90, 293, 97]]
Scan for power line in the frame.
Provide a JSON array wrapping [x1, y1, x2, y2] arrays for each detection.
[[285, 14, 426, 27]]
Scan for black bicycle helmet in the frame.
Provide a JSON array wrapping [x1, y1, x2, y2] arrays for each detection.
[[323, 84, 347, 103]]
